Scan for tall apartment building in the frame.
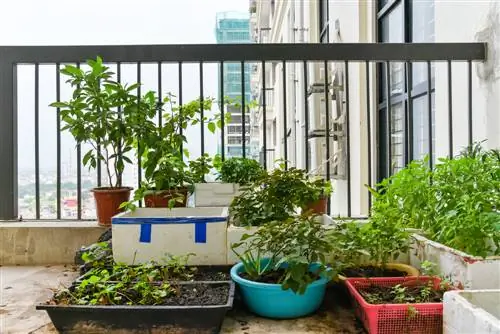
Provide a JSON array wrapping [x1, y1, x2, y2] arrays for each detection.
[[251, 0, 499, 216], [215, 11, 257, 159]]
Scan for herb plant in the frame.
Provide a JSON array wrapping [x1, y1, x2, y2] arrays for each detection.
[[231, 214, 335, 294], [369, 143, 500, 257], [229, 165, 333, 226], [51, 57, 158, 188], [213, 156, 265, 185]]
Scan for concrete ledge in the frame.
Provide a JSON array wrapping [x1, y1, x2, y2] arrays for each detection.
[[0, 221, 105, 265]]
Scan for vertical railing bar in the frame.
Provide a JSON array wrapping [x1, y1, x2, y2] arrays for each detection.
[[76, 63, 82, 220], [262, 60, 267, 169], [447, 60, 453, 158], [219, 61, 225, 161], [158, 62, 162, 127], [96, 68, 101, 188], [282, 60, 288, 169], [56, 63, 61, 219], [137, 62, 142, 207], [427, 61, 433, 170], [116, 62, 123, 192], [385, 61, 392, 177], [34, 63, 40, 220], [241, 61, 246, 158], [303, 61, 309, 172], [178, 62, 183, 156], [323, 60, 330, 214], [405, 62, 414, 162], [344, 61, 351, 217], [200, 62, 205, 157], [365, 61, 372, 213], [468, 60, 473, 147]]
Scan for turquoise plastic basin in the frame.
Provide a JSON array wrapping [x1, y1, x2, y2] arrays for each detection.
[[230, 260, 330, 319]]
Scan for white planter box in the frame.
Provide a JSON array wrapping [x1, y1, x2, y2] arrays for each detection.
[[112, 207, 228, 266], [226, 224, 260, 264], [194, 182, 240, 207], [444, 290, 500, 334], [410, 234, 500, 289]]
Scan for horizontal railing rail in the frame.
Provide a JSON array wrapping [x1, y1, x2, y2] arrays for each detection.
[[0, 43, 487, 220]]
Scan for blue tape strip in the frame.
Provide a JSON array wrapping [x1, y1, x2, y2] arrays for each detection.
[[139, 223, 152, 243], [113, 216, 227, 225], [194, 222, 207, 243]]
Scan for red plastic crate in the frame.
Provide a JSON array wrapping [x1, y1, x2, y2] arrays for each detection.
[[345, 276, 446, 334]]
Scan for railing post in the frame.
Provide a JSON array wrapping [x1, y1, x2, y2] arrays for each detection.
[[0, 58, 18, 220]]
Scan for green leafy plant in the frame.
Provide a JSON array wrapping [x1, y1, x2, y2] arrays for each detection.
[[231, 214, 335, 294], [213, 156, 264, 185], [188, 154, 214, 184], [229, 165, 333, 227], [369, 142, 500, 257], [51, 57, 157, 188]]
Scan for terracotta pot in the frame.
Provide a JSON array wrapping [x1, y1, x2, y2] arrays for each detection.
[[144, 188, 189, 208], [91, 187, 132, 227], [304, 197, 328, 215]]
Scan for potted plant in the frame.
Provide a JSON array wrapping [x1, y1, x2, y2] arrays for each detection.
[[370, 143, 500, 289], [37, 252, 235, 333], [194, 156, 265, 207], [345, 275, 455, 334], [124, 95, 223, 209], [50, 57, 157, 226], [329, 221, 418, 280], [230, 214, 335, 319], [302, 176, 333, 215]]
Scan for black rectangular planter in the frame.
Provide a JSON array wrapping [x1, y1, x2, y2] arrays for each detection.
[[36, 281, 235, 334]]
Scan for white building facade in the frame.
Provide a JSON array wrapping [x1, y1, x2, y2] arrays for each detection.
[[250, 0, 500, 217]]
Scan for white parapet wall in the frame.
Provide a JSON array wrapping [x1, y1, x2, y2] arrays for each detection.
[[444, 290, 500, 334], [112, 207, 228, 266], [194, 183, 240, 207], [410, 234, 500, 289]]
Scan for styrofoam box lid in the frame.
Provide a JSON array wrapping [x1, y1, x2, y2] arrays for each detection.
[[112, 207, 229, 224]]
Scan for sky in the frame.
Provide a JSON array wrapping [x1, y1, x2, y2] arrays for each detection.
[[1, 0, 249, 181]]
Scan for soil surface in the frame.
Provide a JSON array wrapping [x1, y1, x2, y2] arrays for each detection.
[[341, 265, 407, 278], [239, 268, 320, 284], [191, 266, 231, 281], [358, 282, 446, 304], [161, 283, 229, 306]]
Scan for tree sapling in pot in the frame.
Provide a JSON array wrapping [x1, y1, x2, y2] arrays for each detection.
[[51, 57, 158, 225]]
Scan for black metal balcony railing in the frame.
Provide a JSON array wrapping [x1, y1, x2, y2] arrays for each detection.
[[0, 43, 486, 220]]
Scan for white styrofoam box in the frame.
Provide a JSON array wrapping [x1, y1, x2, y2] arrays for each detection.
[[410, 234, 500, 289], [226, 224, 260, 264], [444, 290, 500, 334], [194, 183, 241, 207], [112, 207, 228, 266]]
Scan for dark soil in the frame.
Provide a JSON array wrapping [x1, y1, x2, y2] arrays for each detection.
[[341, 265, 407, 278], [358, 282, 446, 304], [191, 266, 231, 281], [239, 268, 320, 284], [161, 283, 229, 306], [53, 282, 229, 306]]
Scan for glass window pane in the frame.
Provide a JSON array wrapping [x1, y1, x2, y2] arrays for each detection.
[[380, 4, 404, 99], [412, 93, 435, 163], [390, 103, 405, 174], [412, 0, 435, 87]]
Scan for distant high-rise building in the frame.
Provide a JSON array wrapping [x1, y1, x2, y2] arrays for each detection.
[[215, 12, 254, 159]]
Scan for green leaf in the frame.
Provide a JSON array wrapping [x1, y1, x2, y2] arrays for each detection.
[[207, 122, 216, 133]]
